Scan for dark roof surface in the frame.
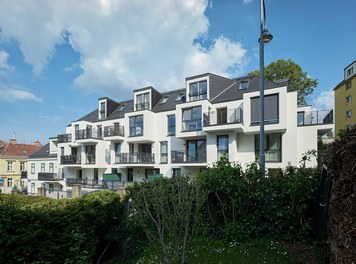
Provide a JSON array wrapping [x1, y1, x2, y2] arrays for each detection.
[[76, 109, 98, 122], [28, 143, 57, 158], [152, 89, 186, 113]]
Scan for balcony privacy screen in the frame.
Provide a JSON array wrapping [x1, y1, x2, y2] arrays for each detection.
[[251, 94, 278, 124]]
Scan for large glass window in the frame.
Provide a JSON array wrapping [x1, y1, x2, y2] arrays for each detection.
[[85, 145, 96, 164], [255, 134, 282, 162], [167, 115, 176, 136], [160, 142, 168, 163], [182, 106, 202, 131], [136, 93, 150, 110], [7, 161, 13, 172], [187, 139, 206, 162], [251, 94, 279, 125], [189, 80, 207, 101], [129, 115, 144, 136], [217, 135, 229, 160]]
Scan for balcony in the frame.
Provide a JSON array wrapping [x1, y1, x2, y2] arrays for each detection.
[[38, 173, 62, 181], [135, 102, 149, 111], [171, 151, 206, 164], [60, 155, 81, 165], [104, 125, 125, 138], [182, 119, 202, 132], [75, 129, 102, 141], [58, 134, 72, 143], [115, 152, 155, 164], [84, 154, 96, 164], [203, 108, 243, 132], [66, 178, 125, 189], [297, 109, 333, 126]]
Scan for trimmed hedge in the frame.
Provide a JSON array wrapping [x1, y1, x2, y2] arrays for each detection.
[[0, 191, 124, 263]]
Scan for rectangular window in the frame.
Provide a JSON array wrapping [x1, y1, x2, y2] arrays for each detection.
[[172, 168, 181, 177], [136, 93, 150, 110], [187, 139, 206, 162], [297, 111, 305, 126], [7, 161, 13, 172], [239, 80, 249, 89], [255, 134, 282, 162], [346, 81, 352, 90], [167, 115, 176, 136], [217, 135, 229, 160], [347, 68, 353, 77], [182, 106, 202, 131], [129, 115, 144, 136], [98, 125, 102, 138], [100, 102, 105, 119], [346, 95, 352, 104], [31, 163, 35, 174], [85, 145, 96, 164], [217, 108, 227, 125], [49, 163, 54, 173], [160, 142, 168, 163], [346, 110, 352, 118], [20, 161, 25, 172], [251, 94, 279, 125], [189, 80, 207, 101], [41, 163, 45, 173], [7, 178, 13, 188]]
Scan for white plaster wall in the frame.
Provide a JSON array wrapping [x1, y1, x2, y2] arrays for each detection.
[[297, 126, 318, 167]]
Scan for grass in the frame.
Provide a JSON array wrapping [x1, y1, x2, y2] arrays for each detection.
[[117, 238, 302, 264]]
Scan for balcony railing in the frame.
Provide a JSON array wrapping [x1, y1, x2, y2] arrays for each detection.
[[182, 119, 202, 132], [135, 102, 149, 111], [203, 108, 243, 126], [104, 125, 125, 137], [66, 178, 125, 189], [58, 134, 72, 143], [75, 129, 102, 140], [60, 155, 81, 165], [171, 151, 206, 163], [38, 173, 62, 181], [115, 152, 155, 164], [85, 154, 96, 164], [297, 109, 333, 126]]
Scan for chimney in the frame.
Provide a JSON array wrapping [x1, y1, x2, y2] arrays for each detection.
[[10, 132, 17, 143], [34, 140, 41, 146]]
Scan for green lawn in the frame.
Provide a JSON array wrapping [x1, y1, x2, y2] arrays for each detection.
[[117, 238, 303, 264]]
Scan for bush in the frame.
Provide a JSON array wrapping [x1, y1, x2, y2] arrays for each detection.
[[0, 191, 124, 263]]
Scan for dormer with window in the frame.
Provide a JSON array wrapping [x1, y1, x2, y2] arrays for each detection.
[[136, 92, 150, 110], [98, 97, 119, 120], [344, 61, 356, 80]]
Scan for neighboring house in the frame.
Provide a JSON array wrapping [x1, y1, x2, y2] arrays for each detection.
[[27, 139, 62, 196], [334, 60, 356, 135], [53, 73, 333, 190], [0, 139, 42, 193]]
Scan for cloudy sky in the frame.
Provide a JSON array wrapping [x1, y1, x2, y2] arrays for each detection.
[[0, 0, 355, 143]]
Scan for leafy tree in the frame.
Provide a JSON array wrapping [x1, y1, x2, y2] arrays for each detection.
[[249, 58, 318, 106]]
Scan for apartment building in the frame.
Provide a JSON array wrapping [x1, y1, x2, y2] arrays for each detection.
[[0, 139, 42, 193], [47, 73, 333, 190], [334, 61, 356, 135]]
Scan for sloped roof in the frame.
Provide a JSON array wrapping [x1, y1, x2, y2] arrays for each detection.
[[28, 143, 57, 159], [76, 109, 98, 122], [0, 142, 42, 157], [152, 89, 186, 113]]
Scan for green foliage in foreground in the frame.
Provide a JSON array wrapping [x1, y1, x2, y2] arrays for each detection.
[[0, 191, 124, 263], [119, 238, 300, 264]]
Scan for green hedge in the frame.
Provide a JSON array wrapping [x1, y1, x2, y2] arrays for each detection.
[[0, 191, 124, 263]]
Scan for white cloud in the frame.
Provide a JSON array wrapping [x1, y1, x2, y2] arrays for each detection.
[[243, 0, 253, 4], [0, 51, 15, 71], [312, 89, 334, 110], [0, 83, 43, 102], [0, 0, 248, 98]]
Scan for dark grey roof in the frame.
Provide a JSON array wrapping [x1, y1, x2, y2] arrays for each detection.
[[152, 89, 186, 113], [209, 74, 235, 99], [76, 109, 98, 122], [106, 100, 134, 120], [211, 76, 289, 104], [28, 143, 57, 159]]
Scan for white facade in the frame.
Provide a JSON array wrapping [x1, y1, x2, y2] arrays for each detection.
[[50, 73, 333, 190]]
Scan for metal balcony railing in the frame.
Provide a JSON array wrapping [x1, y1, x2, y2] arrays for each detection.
[[58, 134, 72, 143], [297, 109, 334, 126], [135, 102, 149, 111], [104, 125, 125, 137], [203, 108, 243, 126], [38, 173, 62, 181], [60, 155, 81, 165], [75, 129, 102, 140], [181, 119, 202, 132], [115, 152, 155, 164], [171, 151, 206, 163]]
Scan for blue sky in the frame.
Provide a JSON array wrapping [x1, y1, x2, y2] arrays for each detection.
[[0, 0, 355, 144]]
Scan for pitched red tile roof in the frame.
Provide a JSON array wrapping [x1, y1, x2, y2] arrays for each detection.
[[0, 142, 42, 157]]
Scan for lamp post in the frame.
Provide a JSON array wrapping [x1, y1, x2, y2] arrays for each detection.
[[259, 0, 273, 178]]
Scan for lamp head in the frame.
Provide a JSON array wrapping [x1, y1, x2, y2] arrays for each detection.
[[259, 28, 273, 44]]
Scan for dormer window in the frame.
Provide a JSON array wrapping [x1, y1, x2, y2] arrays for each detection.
[[100, 102, 106, 119], [189, 80, 207, 101], [239, 80, 249, 89], [136, 93, 149, 110]]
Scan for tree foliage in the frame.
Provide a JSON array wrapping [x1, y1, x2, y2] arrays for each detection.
[[249, 58, 318, 106]]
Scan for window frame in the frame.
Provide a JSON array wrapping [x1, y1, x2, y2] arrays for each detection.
[[346, 81, 352, 90], [31, 163, 35, 174], [182, 106, 202, 132], [129, 115, 144, 137], [189, 80, 207, 101], [217, 135, 229, 160], [160, 141, 168, 164], [167, 115, 176, 136], [346, 95, 352, 104], [20, 161, 25, 172], [7, 161, 13, 172], [255, 133, 282, 162], [136, 92, 150, 110], [346, 110, 352, 119], [41, 163, 45, 173], [250, 94, 279, 125]]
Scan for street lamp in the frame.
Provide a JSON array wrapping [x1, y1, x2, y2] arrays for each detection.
[[259, 0, 273, 178]]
